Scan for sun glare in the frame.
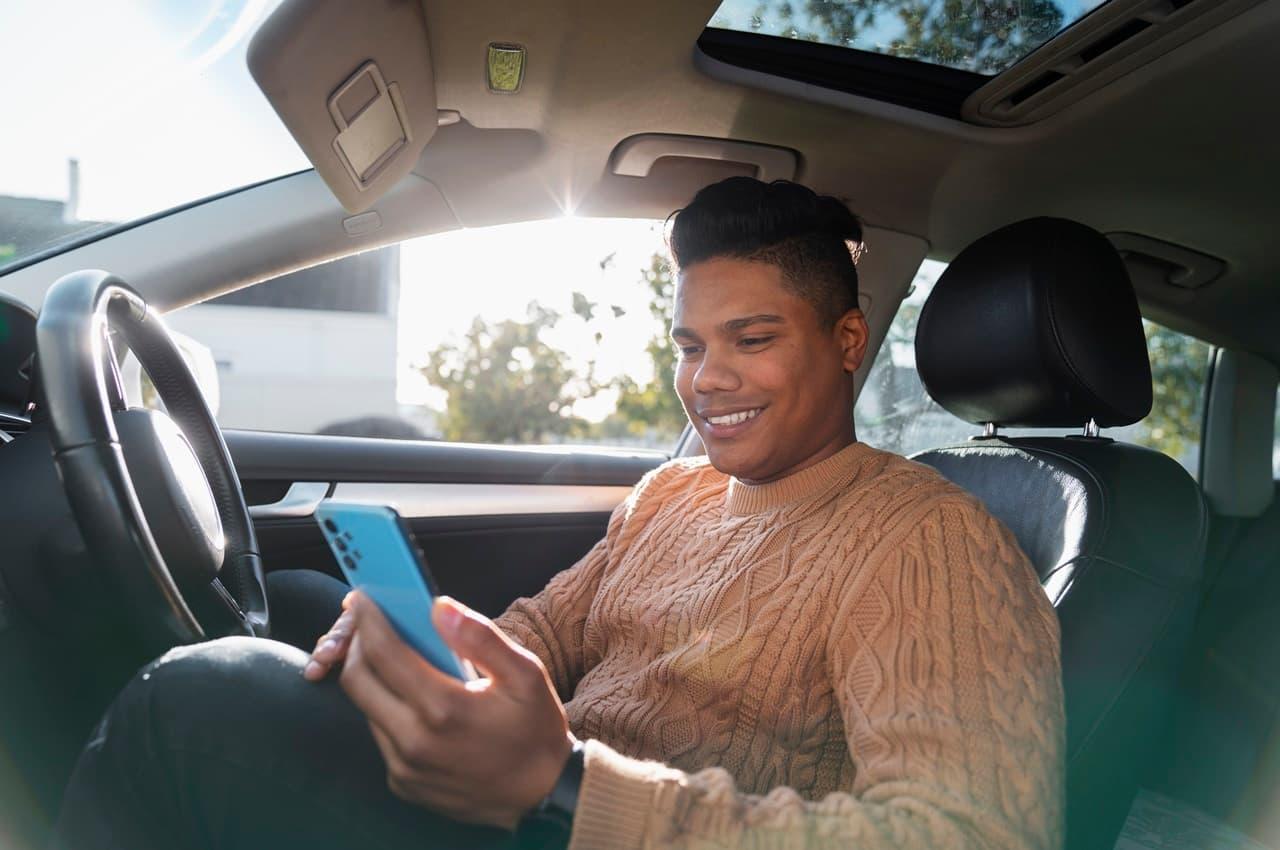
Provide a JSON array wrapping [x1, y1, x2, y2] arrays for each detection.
[[395, 217, 672, 424]]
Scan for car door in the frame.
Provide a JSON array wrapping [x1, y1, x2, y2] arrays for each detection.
[[229, 430, 666, 616]]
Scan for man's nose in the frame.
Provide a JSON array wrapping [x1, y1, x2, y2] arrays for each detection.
[[692, 346, 741, 395]]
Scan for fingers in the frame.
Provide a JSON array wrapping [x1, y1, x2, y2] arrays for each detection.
[[339, 631, 422, 746], [303, 606, 355, 681], [344, 627, 461, 778], [433, 596, 541, 689], [347, 593, 467, 728]]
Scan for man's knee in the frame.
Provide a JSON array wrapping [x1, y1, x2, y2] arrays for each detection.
[[61, 638, 397, 848], [108, 637, 361, 762]]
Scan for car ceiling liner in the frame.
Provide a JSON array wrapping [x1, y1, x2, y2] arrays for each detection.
[[965, 0, 1267, 126], [249, 0, 439, 214]]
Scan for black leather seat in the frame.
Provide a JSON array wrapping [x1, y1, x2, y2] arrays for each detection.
[[910, 218, 1208, 850]]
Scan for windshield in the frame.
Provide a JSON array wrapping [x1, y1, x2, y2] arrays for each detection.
[[0, 1, 308, 273]]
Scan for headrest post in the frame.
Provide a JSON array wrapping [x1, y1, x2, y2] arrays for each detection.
[[982, 422, 999, 439], [1084, 418, 1101, 438]]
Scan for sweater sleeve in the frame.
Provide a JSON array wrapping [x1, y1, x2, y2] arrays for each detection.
[[495, 501, 625, 700], [567, 497, 1065, 850]]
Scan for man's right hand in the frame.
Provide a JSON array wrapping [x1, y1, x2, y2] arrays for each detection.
[[303, 592, 356, 681]]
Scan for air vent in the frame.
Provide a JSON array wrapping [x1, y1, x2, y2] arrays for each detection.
[[965, 0, 1266, 126], [1008, 71, 1065, 107]]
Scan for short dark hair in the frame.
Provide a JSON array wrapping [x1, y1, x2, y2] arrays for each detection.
[[668, 177, 864, 326]]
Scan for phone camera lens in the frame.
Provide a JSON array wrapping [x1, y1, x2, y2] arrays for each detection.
[[343, 555, 357, 570], [323, 519, 339, 534], [335, 538, 348, 552]]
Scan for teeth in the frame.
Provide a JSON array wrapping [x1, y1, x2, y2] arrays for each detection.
[[707, 408, 762, 426]]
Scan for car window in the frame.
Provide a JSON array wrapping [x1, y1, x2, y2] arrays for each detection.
[[1273, 387, 1280, 480], [855, 260, 1214, 475], [161, 218, 683, 451], [0, 1, 305, 274]]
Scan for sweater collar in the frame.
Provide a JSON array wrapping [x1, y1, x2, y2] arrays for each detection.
[[725, 441, 877, 516]]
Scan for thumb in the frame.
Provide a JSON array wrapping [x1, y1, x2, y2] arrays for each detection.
[[432, 596, 533, 684]]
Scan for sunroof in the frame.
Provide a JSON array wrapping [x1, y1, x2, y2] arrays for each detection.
[[706, 0, 1111, 76]]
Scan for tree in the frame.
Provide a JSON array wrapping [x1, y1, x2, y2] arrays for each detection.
[[607, 254, 689, 441], [720, 1, 1065, 74], [855, 297, 930, 453], [421, 302, 597, 443], [1135, 321, 1211, 465]]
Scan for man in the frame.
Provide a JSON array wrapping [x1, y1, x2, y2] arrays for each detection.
[[55, 177, 1064, 850]]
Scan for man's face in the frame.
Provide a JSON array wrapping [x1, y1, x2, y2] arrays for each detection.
[[671, 257, 868, 484]]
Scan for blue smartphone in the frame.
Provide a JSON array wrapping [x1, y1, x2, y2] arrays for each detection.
[[314, 501, 472, 680]]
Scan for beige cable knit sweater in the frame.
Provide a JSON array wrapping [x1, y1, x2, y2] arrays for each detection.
[[497, 441, 1064, 850]]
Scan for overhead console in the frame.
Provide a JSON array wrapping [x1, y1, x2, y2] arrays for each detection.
[[248, 0, 439, 213], [964, 0, 1267, 126]]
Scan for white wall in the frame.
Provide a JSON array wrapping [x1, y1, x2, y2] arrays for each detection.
[[165, 304, 398, 435]]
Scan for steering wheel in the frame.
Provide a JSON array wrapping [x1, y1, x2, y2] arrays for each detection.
[[34, 270, 269, 650]]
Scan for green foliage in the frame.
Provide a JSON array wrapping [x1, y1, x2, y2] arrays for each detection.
[[729, 0, 1066, 73], [853, 292, 934, 454], [608, 254, 688, 441], [0, 245, 15, 264], [421, 302, 598, 444], [1135, 321, 1211, 464], [417, 252, 687, 448], [571, 291, 597, 322]]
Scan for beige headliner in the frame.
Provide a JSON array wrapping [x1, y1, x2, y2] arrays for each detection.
[[407, 0, 1280, 359]]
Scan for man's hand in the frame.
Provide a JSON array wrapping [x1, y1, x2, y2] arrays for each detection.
[[303, 592, 356, 681], [337, 591, 575, 830]]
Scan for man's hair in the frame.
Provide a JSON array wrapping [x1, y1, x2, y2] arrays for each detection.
[[668, 177, 864, 327]]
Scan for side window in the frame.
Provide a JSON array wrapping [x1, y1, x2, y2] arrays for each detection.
[[854, 260, 965, 453], [1274, 388, 1280, 480], [162, 218, 683, 451], [855, 260, 1214, 474]]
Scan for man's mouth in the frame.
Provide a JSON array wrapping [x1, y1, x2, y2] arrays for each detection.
[[704, 408, 763, 426], [699, 407, 765, 437]]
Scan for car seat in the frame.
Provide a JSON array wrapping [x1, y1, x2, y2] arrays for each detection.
[[909, 218, 1208, 850]]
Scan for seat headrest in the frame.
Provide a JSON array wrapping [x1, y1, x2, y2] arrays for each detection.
[[915, 217, 1153, 429]]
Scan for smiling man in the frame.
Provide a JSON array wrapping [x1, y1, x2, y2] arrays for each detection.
[[56, 178, 1064, 850]]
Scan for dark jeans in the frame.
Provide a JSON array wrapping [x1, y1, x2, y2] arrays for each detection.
[[52, 570, 515, 850]]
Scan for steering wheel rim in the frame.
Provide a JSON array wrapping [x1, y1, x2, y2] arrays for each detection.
[[34, 269, 269, 649]]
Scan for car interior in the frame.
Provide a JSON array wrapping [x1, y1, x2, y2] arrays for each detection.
[[1, 0, 1279, 848]]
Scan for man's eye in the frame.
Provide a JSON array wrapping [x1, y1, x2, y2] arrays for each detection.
[[739, 336, 774, 347], [678, 346, 703, 359]]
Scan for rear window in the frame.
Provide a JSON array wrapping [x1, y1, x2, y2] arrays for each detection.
[[855, 260, 1213, 474]]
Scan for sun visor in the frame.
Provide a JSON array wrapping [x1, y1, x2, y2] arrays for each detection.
[[248, 0, 438, 214]]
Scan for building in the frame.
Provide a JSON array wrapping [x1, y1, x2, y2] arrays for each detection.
[[166, 247, 403, 435]]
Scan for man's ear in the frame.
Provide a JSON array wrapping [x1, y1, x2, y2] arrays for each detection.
[[835, 308, 869, 374]]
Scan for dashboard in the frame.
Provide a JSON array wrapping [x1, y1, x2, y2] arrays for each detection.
[[0, 291, 36, 437]]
